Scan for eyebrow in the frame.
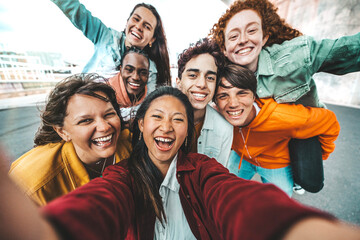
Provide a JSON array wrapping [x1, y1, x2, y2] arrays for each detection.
[[186, 69, 217, 75], [152, 109, 185, 117]]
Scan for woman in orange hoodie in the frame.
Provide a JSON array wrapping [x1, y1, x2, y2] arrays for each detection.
[[215, 64, 340, 196]]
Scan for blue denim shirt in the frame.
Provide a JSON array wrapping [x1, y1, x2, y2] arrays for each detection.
[[51, 0, 157, 93], [197, 105, 233, 167], [257, 33, 360, 107]]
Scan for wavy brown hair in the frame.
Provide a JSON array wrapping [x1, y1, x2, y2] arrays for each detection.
[[209, 0, 302, 51], [34, 73, 121, 146]]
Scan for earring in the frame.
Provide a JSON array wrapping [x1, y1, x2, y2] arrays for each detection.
[[149, 42, 152, 48], [185, 137, 188, 147], [139, 132, 142, 140]]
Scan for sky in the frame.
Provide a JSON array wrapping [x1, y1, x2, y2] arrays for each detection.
[[0, 0, 229, 68]]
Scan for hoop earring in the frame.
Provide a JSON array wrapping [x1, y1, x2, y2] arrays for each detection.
[[139, 132, 142, 140]]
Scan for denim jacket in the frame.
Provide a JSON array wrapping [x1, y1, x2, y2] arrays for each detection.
[[51, 0, 157, 93], [257, 33, 360, 107], [197, 105, 233, 167]]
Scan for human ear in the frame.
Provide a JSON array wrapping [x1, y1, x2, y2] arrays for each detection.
[[138, 119, 144, 133], [175, 77, 182, 88], [53, 126, 71, 142], [262, 34, 269, 47]]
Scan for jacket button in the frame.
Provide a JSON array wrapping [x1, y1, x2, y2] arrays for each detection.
[[177, 174, 181, 178], [199, 142, 202, 144], [186, 195, 190, 199]]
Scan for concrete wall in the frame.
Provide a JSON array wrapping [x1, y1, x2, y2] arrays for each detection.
[[271, 0, 360, 106]]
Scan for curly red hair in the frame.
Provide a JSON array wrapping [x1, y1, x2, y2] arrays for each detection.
[[209, 0, 302, 50]]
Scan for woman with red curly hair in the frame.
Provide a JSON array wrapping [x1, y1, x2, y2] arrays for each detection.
[[210, 0, 360, 195]]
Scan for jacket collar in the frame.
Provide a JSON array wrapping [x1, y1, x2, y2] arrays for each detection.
[[177, 151, 196, 173]]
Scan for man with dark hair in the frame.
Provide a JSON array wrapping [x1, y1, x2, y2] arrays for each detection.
[[176, 38, 233, 166]]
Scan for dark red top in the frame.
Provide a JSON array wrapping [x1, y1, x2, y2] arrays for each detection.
[[43, 152, 332, 240]]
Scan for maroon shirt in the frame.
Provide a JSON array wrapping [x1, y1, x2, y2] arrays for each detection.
[[43, 151, 332, 240]]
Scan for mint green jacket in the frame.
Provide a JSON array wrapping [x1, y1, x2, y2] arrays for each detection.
[[51, 0, 157, 93], [257, 33, 360, 107]]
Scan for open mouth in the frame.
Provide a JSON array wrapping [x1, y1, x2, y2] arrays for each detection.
[[92, 134, 113, 147], [227, 109, 244, 118], [191, 92, 208, 101], [154, 137, 175, 150]]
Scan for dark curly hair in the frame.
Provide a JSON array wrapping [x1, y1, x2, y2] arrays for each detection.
[[177, 37, 226, 81], [34, 73, 121, 146], [209, 0, 302, 51]]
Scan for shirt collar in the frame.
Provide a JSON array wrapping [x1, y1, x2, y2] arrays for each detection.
[[160, 154, 179, 193]]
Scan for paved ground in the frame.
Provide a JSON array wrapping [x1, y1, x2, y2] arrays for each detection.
[[0, 96, 359, 225]]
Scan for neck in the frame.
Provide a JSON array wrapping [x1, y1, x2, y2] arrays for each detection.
[[194, 108, 206, 125]]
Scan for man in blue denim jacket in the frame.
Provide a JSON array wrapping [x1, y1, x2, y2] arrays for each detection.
[[176, 38, 233, 167]]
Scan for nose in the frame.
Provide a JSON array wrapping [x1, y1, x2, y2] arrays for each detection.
[[97, 118, 112, 132], [228, 95, 240, 108], [135, 21, 143, 32], [238, 33, 248, 44], [195, 75, 207, 89], [132, 71, 140, 81], [159, 118, 173, 133]]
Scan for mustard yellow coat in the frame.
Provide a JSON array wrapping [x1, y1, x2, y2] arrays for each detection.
[[9, 129, 132, 206]]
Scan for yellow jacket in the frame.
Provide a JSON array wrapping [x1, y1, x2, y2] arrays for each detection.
[[9, 129, 132, 206]]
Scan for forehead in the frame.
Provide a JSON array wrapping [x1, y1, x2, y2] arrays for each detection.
[[225, 9, 262, 32], [183, 53, 217, 74], [66, 93, 111, 116], [131, 6, 157, 26], [147, 95, 186, 115], [123, 52, 149, 68]]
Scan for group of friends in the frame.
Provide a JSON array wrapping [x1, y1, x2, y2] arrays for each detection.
[[1, 0, 360, 239]]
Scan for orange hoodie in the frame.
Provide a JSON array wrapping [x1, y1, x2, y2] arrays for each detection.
[[232, 98, 340, 169]]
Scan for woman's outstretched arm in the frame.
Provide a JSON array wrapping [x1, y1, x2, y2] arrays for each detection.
[[0, 147, 59, 240]]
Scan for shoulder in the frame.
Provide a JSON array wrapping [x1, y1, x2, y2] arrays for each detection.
[[9, 142, 67, 192], [205, 105, 232, 131]]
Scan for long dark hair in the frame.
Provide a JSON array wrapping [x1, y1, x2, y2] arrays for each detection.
[[128, 3, 171, 87], [34, 73, 121, 146], [128, 86, 194, 224]]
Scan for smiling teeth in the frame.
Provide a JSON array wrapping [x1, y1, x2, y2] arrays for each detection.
[[129, 82, 140, 87], [155, 137, 173, 142], [93, 135, 112, 142], [131, 31, 141, 39], [193, 93, 206, 98], [228, 110, 242, 116], [238, 48, 252, 54]]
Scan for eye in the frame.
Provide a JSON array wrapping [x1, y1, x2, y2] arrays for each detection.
[[124, 66, 134, 73], [144, 24, 151, 31], [151, 114, 162, 119], [207, 75, 216, 81], [216, 94, 227, 100], [174, 117, 184, 122], [105, 112, 117, 118], [248, 28, 258, 34], [228, 33, 238, 41], [140, 70, 149, 77], [78, 118, 92, 125]]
